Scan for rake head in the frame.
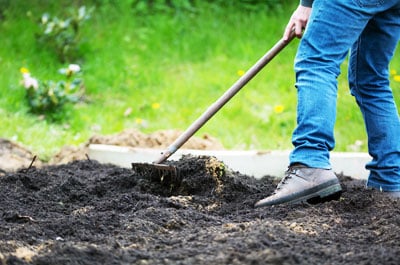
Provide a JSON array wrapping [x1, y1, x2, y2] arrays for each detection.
[[131, 162, 180, 183]]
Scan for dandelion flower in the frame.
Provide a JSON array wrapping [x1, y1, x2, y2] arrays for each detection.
[[273, 105, 284, 114], [20, 67, 30, 74], [151, 102, 160, 109], [394, 75, 400, 82], [237, 70, 245, 76], [390, 69, 397, 76], [135, 118, 143, 124]]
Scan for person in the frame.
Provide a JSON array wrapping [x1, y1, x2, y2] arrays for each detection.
[[255, 0, 400, 207]]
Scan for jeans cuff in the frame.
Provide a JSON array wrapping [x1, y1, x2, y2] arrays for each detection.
[[366, 180, 400, 192]]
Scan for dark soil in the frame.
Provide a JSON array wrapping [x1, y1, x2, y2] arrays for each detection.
[[1, 156, 400, 265]]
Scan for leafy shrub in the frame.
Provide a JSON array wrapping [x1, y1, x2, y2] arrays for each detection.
[[20, 65, 84, 116], [36, 6, 94, 63]]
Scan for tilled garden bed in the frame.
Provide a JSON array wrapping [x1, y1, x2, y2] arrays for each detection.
[[1, 155, 399, 265]]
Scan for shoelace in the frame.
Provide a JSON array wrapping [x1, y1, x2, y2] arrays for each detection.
[[274, 166, 300, 192]]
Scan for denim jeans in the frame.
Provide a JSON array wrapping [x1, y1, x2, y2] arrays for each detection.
[[289, 0, 400, 191]]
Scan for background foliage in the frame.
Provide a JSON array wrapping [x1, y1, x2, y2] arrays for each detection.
[[0, 0, 399, 160]]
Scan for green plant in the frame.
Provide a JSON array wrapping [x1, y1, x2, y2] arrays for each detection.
[[36, 6, 94, 62], [20, 64, 84, 115]]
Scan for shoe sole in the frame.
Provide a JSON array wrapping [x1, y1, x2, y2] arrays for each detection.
[[255, 179, 342, 207], [288, 180, 342, 205]]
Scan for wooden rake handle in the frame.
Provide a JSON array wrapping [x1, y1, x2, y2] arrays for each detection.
[[155, 32, 296, 164]]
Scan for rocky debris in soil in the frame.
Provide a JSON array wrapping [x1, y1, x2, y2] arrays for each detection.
[[0, 157, 400, 265]]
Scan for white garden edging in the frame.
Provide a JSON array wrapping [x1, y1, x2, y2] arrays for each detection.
[[88, 144, 371, 180]]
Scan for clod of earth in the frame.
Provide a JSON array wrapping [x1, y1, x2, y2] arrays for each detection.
[[0, 156, 399, 265]]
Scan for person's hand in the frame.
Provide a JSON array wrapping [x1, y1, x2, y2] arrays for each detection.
[[283, 5, 312, 41]]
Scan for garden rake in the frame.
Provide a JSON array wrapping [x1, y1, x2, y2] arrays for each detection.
[[132, 31, 296, 181]]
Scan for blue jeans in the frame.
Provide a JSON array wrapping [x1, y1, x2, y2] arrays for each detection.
[[289, 0, 400, 191]]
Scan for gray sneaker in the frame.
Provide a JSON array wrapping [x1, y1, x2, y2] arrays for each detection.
[[254, 164, 342, 207]]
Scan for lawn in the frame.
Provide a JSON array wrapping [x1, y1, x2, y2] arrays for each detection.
[[1, 0, 399, 160]]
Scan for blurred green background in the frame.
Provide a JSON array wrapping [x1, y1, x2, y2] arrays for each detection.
[[0, 0, 399, 160]]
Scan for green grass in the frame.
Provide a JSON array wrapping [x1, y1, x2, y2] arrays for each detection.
[[1, 1, 399, 160]]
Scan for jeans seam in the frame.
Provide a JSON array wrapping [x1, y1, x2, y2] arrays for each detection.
[[356, 0, 385, 8], [352, 37, 364, 107]]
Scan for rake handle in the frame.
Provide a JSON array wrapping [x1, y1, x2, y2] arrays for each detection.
[[155, 33, 296, 164]]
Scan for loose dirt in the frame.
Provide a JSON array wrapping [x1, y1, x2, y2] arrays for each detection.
[[1, 131, 399, 264], [0, 129, 224, 170], [1, 157, 400, 265]]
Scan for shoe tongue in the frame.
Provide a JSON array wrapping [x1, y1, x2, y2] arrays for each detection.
[[286, 163, 307, 175]]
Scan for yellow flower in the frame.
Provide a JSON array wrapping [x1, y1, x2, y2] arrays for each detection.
[[135, 118, 143, 124], [237, 70, 245, 76], [151, 102, 160, 109], [390, 69, 397, 76], [20, 67, 30, 74], [273, 105, 284, 114], [393, 75, 400, 82]]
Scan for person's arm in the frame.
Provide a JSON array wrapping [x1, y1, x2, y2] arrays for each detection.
[[283, 1, 313, 41]]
